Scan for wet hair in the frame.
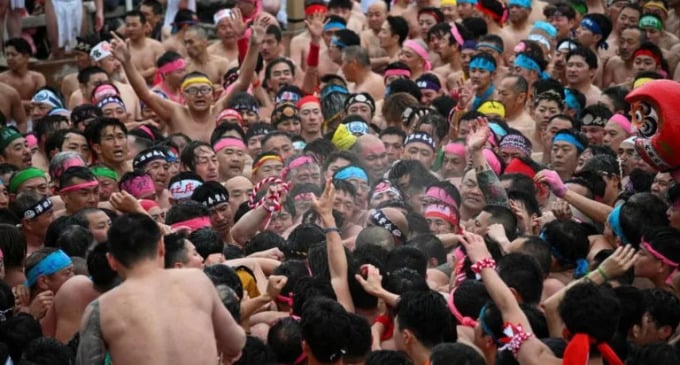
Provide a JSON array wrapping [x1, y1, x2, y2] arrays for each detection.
[[235, 336, 276, 365], [461, 17, 487, 39], [385, 246, 427, 277], [0, 313, 42, 362], [300, 297, 351, 363], [87, 241, 117, 289], [286, 223, 325, 260], [620, 193, 669, 248], [385, 15, 409, 45], [5, 38, 32, 55], [531, 78, 565, 100], [272, 260, 311, 301], [245, 231, 286, 256], [34, 115, 69, 146], [59, 166, 97, 191], [180, 141, 213, 172], [268, 317, 303, 364], [430, 342, 485, 365], [408, 234, 446, 267], [559, 282, 621, 341], [452, 280, 490, 319], [642, 288, 680, 337], [395, 290, 456, 347], [508, 190, 540, 219], [303, 138, 336, 164], [541, 219, 589, 270], [84, 117, 128, 148], [345, 313, 372, 362], [497, 253, 544, 305], [108, 213, 161, 268], [188, 227, 223, 260], [481, 205, 518, 241], [567, 46, 598, 69], [77, 66, 108, 85], [291, 276, 337, 317], [264, 57, 296, 82]]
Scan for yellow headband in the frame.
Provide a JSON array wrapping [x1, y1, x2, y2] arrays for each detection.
[[181, 76, 213, 91], [633, 77, 654, 89], [477, 101, 506, 118], [252, 155, 283, 174], [441, 0, 457, 6]]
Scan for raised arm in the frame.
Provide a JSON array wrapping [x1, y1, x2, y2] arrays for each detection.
[[466, 117, 508, 207], [300, 11, 324, 95], [109, 32, 178, 122], [216, 11, 269, 111], [313, 179, 354, 312]]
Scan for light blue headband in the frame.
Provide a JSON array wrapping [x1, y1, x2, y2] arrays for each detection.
[[607, 204, 630, 244], [31, 89, 63, 109], [469, 57, 497, 73], [25, 249, 72, 287], [458, 0, 478, 4], [514, 54, 541, 72], [476, 42, 504, 54], [334, 166, 368, 182], [331, 36, 347, 49], [553, 133, 584, 151], [564, 89, 581, 114], [324, 21, 346, 32], [509, 0, 532, 8], [532, 21, 557, 38]]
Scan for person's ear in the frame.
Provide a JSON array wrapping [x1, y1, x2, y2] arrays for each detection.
[[92, 143, 103, 157], [37, 275, 49, 291], [401, 328, 414, 346], [106, 252, 120, 272]]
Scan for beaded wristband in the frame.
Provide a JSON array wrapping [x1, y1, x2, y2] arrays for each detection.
[[471, 257, 496, 279], [499, 323, 534, 358]]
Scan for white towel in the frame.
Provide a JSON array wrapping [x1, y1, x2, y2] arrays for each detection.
[[54, 0, 82, 49]]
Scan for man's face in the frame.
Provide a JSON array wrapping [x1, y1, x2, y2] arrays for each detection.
[[102, 103, 128, 123], [184, 30, 206, 59], [617, 142, 637, 176], [367, 4, 387, 32], [402, 142, 435, 167], [247, 135, 265, 158], [508, 5, 530, 24], [325, 157, 351, 181], [461, 169, 486, 212], [226, 176, 253, 214], [2, 138, 32, 169], [217, 145, 246, 180], [469, 67, 493, 90], [125, 15, 145, 40], [633, 54, 659, 74], [261, 34, 280, 62], [96, 176, 118, 201], [650, 172, 673, 199], [83, 72, 109, 99], [140, 5, 160, 27], [192, 146, 219, 182], [360, 141, 388, 180], [268, 61, 294, 93], [209, 202, 232, 235], [378, 21, 396, 49], [420, 88, 439, 106], [263, 136, 294, 161], [549, 14, 573, 39], [575, 23, 599, 48], [144, 159, 170, 193], [98, 56, 122, 76], [300, 102, 323, 135], [381, 134, 403, 164], [496, 77, 523, 111], [182, 240, 205, 269], [5, 46, 28, 70], [347, 102, 373, 123], [96, 125, 128, 164], [183, 82, 214, 112], [667, 201, 680, 230], [62, 179, 100, 213], [44, 265, 75, 293], [581, 125, 605, 145], [618, 28, 642, 61], [253, 159, 284, 182], [87, 210, 111, 243], [292, 165, 321, 187], [618, 8, 641, 31], [62, 132, 91, 163], [551, 141, 579, 177], [441, 153, 466, 178], [428, 216, 454, 234], [333, 189, 355, 223], [30, 102, 52, 122], [418, 13, 438, 37], [544, 117, 573, 148], [565, 55, 591, 86]]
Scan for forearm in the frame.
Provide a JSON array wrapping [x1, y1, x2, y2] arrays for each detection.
[[475, 167, 509, 207], [321, 213, 354, 312], [141, 66, 157, 81], [437, 233, 461, 249], [562, 190, 613, 224], [230, 206, 269, 245], [479, 265, 529, 328], [301, 40, 320, 95]]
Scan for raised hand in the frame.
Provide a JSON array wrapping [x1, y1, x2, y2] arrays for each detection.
[[110, 191, 144, 214], [230, 8, 246, 38], [311, 178, 336, 219], [598, 245, 638, 280], [109, 31, 131, 63], [354, 264, 384, 297], [465, 116, 490, 152], [550, 199, 572, 220], [265, 275, 288, 300], [534, 169, 567, 198], [28, 290, 54, 320], [305, 11, 326, 42], [250, 15, 271, 44], [459, 231, 490, 264]]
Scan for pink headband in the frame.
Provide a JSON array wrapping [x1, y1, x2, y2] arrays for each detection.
[[444, 143, 466, 157], [213, 137, 247, 153], [92, 84, 119, 103], [608, 114, 632, 136], [288, 155, 316, 170], [384, 69, 412, 79], [159, 59, 186, 76], [425, 187, 458, 209], [424, 204, 459, 227], [216, 108, 243, 124], [483, 149, 502, 175], [60, 180, 99, 193], [403, 40, 432, 71], [170, 216, 211, 232], [26, 134, 37, 149], [121, 175, 155, 199], [138, 125, 155, 140], [140, 199, 159, 211], [641, 241, 679, 285], [450, 23, 464, 47], [447, 286, 478, 327]]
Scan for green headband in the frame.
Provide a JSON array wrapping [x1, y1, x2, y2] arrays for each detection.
[[0, 127, 22, 152], [571, 2, 587, 15], [639, 15, 663, 30], [9, 167, 46, 194], [90, 166, 118, 181]]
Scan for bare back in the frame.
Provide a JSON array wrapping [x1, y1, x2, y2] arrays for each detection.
[[77, 269, 238, 365], [0, 70, 46, 101]]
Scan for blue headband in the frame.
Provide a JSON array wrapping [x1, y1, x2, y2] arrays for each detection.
[[334, 166, 368, 182], [553, 133, 584, 151], [31, 89, 64, 109], [489, 122, 508, 138], [25, 249, 72, 287], [476, 42, 503, 54], [580, 18, 601, 34], [532, 20, 557, 38], [469, 57, 496, 72], [564, 89, 581, 114], [321, 84, 349, 98], [458, 0, 478, 4], [331, 37, 347, 49], [324, 21, 346, 32], [514, 54, 541, 72], [540, 231, 589, 278], [509, 0, 531, 8], [607, 204, 630, 244]]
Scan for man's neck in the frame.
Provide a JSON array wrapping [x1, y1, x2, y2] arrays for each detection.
[[448, 51, 462, 70], [383, 44, 400, 58], [11, 66, 28, 77], [407, 344, 432, 365], [505, 104, 524, 120], [569, 80, 591, 93], [26, 234, 43, 251], [129, 36, 146, 46], [221, 38, 237, 48], [354, 67, 371, 84], [487, 22, 501, 33], [192, 51, 210, 64], [302, 130, 322, 142], [118, 258, 164, 280], [475, 83, 492, 97], [161, 80, 180, 95], [510, 19, 528, 30]]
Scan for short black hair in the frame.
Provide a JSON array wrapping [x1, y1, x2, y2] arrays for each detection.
[[559, 282, 621, 342], [345, 313, 372, 363], [265, 24, 282, 42], [642, 288, 680, 336], [87, 241, 118, 289], [497, 253, 544, 305], [165, 200, 209, 226], [0, 223, 26, 267], [395, 290, 456, 348], [626, 343, 680, 365], [267, 317, 303, 364], [77, 66, 108, 85], [84, 117, 128, 146], [125, 9, 147, 23], [179, 141, 212, 172], [204, 264, 243, 299], [541, 219, 589, 270], [365, 350, 412, 365], [408, 233, 446, 267], [385, 16, 409, 45], [430, 342, 485, 365], [4, 38, 31, 55], [59, 166, 97, 190], [108, 213, 161, 268], [567, 46, 598, 69], [385, 245, 427, 277], [301, 297, 351, 362]]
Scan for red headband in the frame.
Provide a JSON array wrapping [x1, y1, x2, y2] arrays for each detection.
[[305, 4, 327, 16], [633, 49, 661, 66], [296, 95, 320, 109], [419, 9, 442, 22]]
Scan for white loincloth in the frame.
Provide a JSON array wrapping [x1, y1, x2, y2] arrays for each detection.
[[54, 0, 82, 49]]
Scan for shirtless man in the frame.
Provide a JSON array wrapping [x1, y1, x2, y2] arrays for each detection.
[[496, 75, 536, 147], [124, 10, 166, 85], [372, 16, 407, 72], [184, 26, 230, 87], [290, 1, 327, 71], [402, 0, 436, 39], [42, 242, 118, 343], [112, 12, 267, 142], [505, 0, 533, 47], [0, 38, 46, 119], [432, 23, 464, 89], [360, 2, 388, 61], [565, 47, 601, 105], [75, 213, 245, 365], [602, 27, 643, 87], [318, 16, 348, 77], [0, 82, 27, 132], [477, 0, 514, 57], [208, 9, 241, 64], [68, 66, 109, 110], [61, 37, 96, 105], [162, 9, 198, 57], [342, 46, 385, 101]]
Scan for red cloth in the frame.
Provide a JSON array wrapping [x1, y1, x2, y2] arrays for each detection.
[[374, 314, 394, 341]]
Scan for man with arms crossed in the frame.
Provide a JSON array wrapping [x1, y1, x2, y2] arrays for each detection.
[[76, 213, 245, 364]]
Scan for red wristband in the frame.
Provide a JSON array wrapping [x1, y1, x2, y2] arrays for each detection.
[[307, 42, 320, 67], [470, 257, 496, 279], [237, 33, 250, 65]]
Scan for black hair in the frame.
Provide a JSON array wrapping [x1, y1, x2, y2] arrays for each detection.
[[59, 166, 97, 190], [481, 205, 518, 241], [204, 264, 244, 299], [264, 57, 296, 82], [544, 2, 576, 19], [5, 38, 32, 56], [430, 342, 485, 365], [244, 231, 286, 256], [108, 213, 161, 268], [567, 46, 598, 69], [286, 223, 325, 260], [163, 231, 191, 268], [210, 123, 246, 146], [332, 178, 357, 198], [508, 190, 540, 220], [22, 336, 74, 364], [365, 350, 413, 365], [272, 260, 311, 302], [84, 117, 127, 148], [532, 78, 565, 100], [620, 194, 669, 248], [497, 253, 544, 305], [186, 228, 222, 261], [55, 225, 93, 258], [385, 16, 409, 45], [345, 313, 372, 362], [300, 297, 351, 363], [179, 140, 213, 172], [461, 17, 487, 39], [268, 317, 303, 364], [452, 279, 490, 319], [601, 86, 630, 114], [303, 138, 336, 164], [335, 29, 361, 48], [34, 115, 69, 146], [87, 241, 117, 289], [0, 313, 42, 362], [77, 66, 108, 85], [569, 170, 606, 200], [470, 52, 497, 71], [395, 290, 456, 348], [165, 200, 209, 226], [265, 24, 282, 43], [642, 288, 680, 336], [627, 343, 680, 365], [291, 276, 337, 317], [385, 245, 427, 277], [408, 233, 446, 267], [140, 0, 163, 14], [234, 336, 276, 365], [541, 219, 589, 270], [559, 282, 621, 342]]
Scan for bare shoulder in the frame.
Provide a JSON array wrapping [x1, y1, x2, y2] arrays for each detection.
[[30, 70, 46, 82]]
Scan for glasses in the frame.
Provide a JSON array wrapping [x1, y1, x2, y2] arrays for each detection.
[[184, 86, 213, 96]]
